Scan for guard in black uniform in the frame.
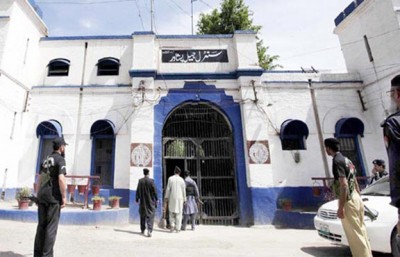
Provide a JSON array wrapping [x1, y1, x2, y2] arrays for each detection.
[[34, 137, 67, 257]]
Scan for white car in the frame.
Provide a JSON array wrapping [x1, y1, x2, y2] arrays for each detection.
[[314, 176, 398, 254]]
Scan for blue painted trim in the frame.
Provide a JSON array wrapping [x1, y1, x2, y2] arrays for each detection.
[[335, 0, 365, 26], [234, 30, 257, 35], [155, 72, 236, 80], [264, 70, 308, 74], [39, 31, 254, 41], [129, 69, 264, 80], [32, 84, 131, 89], [334, 117, 365, 137], [153, 82, 254, 225], [129, 69, 157, 78], [156, 34, 233, 39], [0, 207, 129, 225], [36, 120, 63, 138], [41, 35, 132, 41], [0, 16, 10, 19], [132, 31, 155, 36], [251, 187, 322, 225], [263, 80, 363, 84], [355, 136, 366, 176]]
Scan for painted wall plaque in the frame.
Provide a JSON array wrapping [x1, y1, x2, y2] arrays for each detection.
[[247, 140, 271, 164], [131, 143, 152, 167]]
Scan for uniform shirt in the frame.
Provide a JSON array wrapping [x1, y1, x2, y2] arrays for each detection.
[[331, 152, 356, 199], [39, 151, 66, 204], [382, 111, 400, 207], [332, 152, 349, 180]]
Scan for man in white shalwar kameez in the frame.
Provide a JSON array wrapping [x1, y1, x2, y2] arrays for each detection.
[[164, 166, 186, 233]]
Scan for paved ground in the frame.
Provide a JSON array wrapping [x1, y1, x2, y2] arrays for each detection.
[[0, 219, 393, 257]]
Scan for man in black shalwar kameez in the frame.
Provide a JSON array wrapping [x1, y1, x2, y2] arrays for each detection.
[[136, 168, 158, 237]]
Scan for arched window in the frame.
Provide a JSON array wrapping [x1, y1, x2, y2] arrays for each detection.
[[90, 120, 115, 188], [280, 119, 309, 150], [36, 120, 63, 172], [47, 58, 70, 77], [335, 117, 365, 177], [97, 57, 120, 76]]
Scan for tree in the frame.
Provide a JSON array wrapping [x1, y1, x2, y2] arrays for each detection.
[[197, 0, 281, 70]]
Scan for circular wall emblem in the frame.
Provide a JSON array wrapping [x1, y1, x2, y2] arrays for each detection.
[[249, 142, 269, 164], [131, 144, 152, 167]]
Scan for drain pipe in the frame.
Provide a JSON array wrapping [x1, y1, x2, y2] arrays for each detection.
[[1, 168, 7, 200], [309, 79, 330, 177], [72, 42, 88, 174]]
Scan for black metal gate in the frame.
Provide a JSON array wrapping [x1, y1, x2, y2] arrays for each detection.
[[163, 103, 239, 225]]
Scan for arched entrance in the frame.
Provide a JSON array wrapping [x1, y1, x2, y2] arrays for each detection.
[[162, 102, 238, 225], [36, 120, 63, 173]]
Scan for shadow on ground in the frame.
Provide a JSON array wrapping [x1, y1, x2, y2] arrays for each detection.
[[302, 246, 392, 257], [0, 251, 27, 257]]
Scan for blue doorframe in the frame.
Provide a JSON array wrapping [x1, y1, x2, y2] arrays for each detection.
[[153, 82, 254, 225]]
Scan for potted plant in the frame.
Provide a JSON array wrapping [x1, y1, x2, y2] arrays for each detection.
[[67, 178, 76, 194], [108, 196, 122, 209], [91, 196, 104, 211], [91, 180, 101, 196], [278, 198, 292, 211], [77, 184, 86, 195], [16, 187, 31, 210]]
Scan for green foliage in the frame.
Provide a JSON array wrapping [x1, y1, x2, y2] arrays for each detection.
[[108, 196, 122, 201], [16, 187, 31, 200], [197, 0, 281, 70], [91, 196, 105, 202]]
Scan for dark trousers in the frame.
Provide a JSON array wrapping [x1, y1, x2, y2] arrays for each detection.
[[182, 213, 196, 230], [140, 213, 155, 233], [34, 203, 61, 257]]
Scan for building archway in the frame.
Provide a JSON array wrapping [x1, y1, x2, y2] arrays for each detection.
[[334, 117, 365, 177], [153, 82, 253, 226], [163, 102, 238, 225], [90, 119, 116, 188], [36, 120, 63, 173]]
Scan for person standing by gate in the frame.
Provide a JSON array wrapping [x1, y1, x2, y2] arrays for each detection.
[[34, 137, 67, 257], [381, 74, 400, 256], [164, 166, 186, 233], [324, 138, 372, 257], [135, 168, 158, 237], [181, 170, 200, 231]]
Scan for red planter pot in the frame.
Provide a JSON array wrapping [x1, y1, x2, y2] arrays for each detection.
[[110, 199, 120, 209], [18, 200, 29, 210], [67, 184, 76, 194], [77, 185, 86, 195], [312, 187, 321, 197], [91, 185, 100, 195], [92, 200, 102, 211]]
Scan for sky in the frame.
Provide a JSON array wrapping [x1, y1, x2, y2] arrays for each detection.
[[34, 0, 352, 71]]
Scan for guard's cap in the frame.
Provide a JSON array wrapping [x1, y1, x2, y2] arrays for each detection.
[[372, 159, 385, 166], [53, 137, 68, 149]]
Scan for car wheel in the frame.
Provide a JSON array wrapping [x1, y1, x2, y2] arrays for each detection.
[[391, 228, 400, 257]]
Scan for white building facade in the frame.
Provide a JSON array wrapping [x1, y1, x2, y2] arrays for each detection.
[[0, 0, 395, 225]]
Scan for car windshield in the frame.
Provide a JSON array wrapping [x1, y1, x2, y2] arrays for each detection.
[[361, 176, 390, 196]]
